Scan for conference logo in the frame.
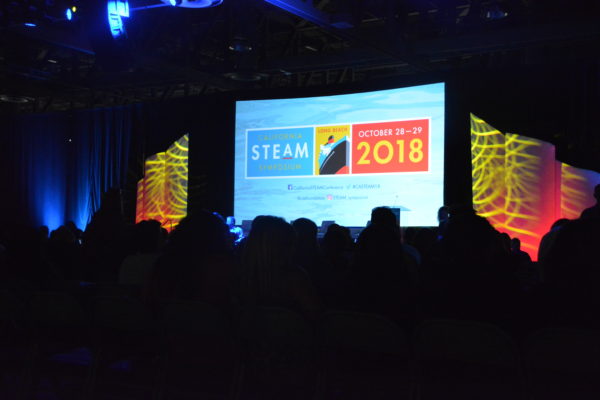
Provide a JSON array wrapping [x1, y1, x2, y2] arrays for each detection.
[[246, 127, 314, 178], [245, 118, 429, 178]]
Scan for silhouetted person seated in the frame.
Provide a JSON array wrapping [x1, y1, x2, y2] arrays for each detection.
[[579, 183, 600, 219], [408, 227, 438, 268], [437, 205, 450, 240], [314, 223, 354, 307], [420, 211, 520, 328], [47, 225, 82, 281], [65, 221, 83, 243], [119, 220, 163, 286], [510, 237, 531, 265], [345, 207, 411, 322], [537, 218, 570, 264], [237, 216, 320, 320], [145, 211, 234, 311], [83, 188, 129, 282], [539, 217, 600, 328], [291, 217, 321, 278]]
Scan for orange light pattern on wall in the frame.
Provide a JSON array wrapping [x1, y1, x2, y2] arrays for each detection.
[[471, 114, 599, 260], [136, 134, 189, 231]]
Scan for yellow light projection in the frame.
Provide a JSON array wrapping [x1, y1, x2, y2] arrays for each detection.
[[136, 134, 189, 231], [471, 114, 599, 260], [471, 114, 506, 224], [560, 163, 597, 220]]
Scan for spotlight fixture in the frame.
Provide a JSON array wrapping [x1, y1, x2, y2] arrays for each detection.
[[107, 0, 130, 39], [160, 0, 223, 8], [66, 5, 77, 21], [24, 22, 37, 27]]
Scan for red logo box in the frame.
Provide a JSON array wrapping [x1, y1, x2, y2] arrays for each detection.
[[351, 119, 429, 174]]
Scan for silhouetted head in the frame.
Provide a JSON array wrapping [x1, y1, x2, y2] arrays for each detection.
[[551, 218, 571, 231], [322, 223, 353, 254], [133, 220, 163, 253], [242, 216, 297, 297], [245, 216, 296, 270], [499, 232, 511, 252], [370, 207, 397, 228], [442, 213, 501, 264], [168, 210, 232, 256], [544, 218, 600, 297], [292, 218, 318, 241], [511, 237, 521, 251], [437, 206, 450, 223], [49, 226, 77, 244], [65, 221, 78, 233]]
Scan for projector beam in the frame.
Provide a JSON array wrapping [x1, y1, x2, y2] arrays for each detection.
[[264, 0, 332, 28]]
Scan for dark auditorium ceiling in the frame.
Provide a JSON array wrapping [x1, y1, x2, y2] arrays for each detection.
[[0, 0, 599, 113]]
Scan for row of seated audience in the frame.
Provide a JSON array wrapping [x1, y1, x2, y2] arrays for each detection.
[[1, 186, 599, 337]]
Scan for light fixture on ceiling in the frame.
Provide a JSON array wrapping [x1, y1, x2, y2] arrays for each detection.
[[484, 2, 508, 20], [228, 36, 253, 53], [107, 0, 130, 39], [160, 0, 223, 8], [224, 71, 268, 82], [0, 94, 34, 104]]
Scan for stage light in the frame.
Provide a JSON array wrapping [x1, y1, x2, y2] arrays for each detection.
[[484, 3, 508, 20], [160, 0, 223, 8], [107, 0, 130, 39], [66, 8, 73, 20], [24, 22, 37, 27], [72, 6, 77, 12]]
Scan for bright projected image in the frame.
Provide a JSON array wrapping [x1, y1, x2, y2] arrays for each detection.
[[471, 114, 600, 260], [136, 134, 189, 231], [234, 82, 445, 227]]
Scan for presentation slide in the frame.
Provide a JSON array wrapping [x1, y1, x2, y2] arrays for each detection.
[[234, 82, 445, 227]]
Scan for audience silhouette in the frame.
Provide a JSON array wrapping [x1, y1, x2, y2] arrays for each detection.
[[3, 193, 600, 398], [237, 215, 320, 320], [145, 210, 234, 310]]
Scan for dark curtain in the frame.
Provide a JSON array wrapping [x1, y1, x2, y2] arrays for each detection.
[[3, 106, 137, 232], [69, 107, 135, 230]]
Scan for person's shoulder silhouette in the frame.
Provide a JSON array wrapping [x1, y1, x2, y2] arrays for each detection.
[[580, 184, 600, 219]]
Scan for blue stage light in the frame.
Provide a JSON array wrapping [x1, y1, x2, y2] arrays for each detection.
[[161, 0, 222, 8], [107, 0, 130, 39], [24, 22, 37, 27], [66, 8, 73, 20]]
